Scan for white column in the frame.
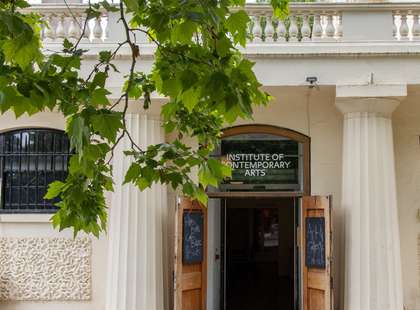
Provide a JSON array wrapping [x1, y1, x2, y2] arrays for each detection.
[[106, 113, 167, 310], [336, 95, 404, 310]]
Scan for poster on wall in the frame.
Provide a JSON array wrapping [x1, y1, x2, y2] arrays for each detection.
[[182, 211, 204, 265]]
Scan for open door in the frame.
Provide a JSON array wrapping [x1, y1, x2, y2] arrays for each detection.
[[302, 196, 333, 310], [174, 197, 207, 310]]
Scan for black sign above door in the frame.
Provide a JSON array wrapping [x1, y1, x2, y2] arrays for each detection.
[[217, 133, 303, 191]]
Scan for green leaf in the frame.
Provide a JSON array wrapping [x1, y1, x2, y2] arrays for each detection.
[[12, 96, 37, 117], [67, 115, 90, 153], [99, 50, 112, 62], [91, 111, 123, 142], [198, 165, 218, 188], [123, 0, 139, 12], [161, 78, 182, 99], [208, 158, 231, 179], [226, 10, 249, 47], [181, 87, 200, 112], [2, 34, 42, 69], [172, 20, 196, 45], [216, 36, 232, 57], [63, 38, 73, 50], [0, 87, 17, 113], [271, 0, 289, 19], [15, 0, 31, 8], [91, 72, 107, 89], [136, 177, 150, 190], [100, 1, 120, 12], [124, 163, 141, 184], [183, 182, 195, 196], [91, 88, 111, 106], [51, 212, 61, 228], [195, 187, 208, 205], [44, 181, 65, 200]]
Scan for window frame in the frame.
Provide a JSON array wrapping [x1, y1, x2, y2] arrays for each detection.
[[0, 128, 71, 214]]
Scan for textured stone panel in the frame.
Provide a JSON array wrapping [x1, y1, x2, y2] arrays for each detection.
[[0, 237, 91, 301]]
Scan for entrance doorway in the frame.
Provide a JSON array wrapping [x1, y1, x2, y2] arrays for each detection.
[[174, 125, 332, 310], [223, 198, 297, 310]]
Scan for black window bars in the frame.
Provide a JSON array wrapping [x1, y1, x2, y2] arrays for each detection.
[[0, 128, 71, 213]]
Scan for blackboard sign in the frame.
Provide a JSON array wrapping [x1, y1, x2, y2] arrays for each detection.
[[305, 217, 326, 269], [183, 211, 204, 265]]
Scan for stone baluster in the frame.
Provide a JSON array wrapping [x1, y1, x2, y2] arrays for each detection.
[[80, 14, 90, 43], [104, 14, 109, 41], [412, 12, 420, 40], [39, 14, 46, 40], [336, 14, 343, 40], [68, 14, 81, 40], [44, 14, 56, 42], [92, 16, 104, 43], [106, 11, 125, 43], [288, 15, 299, 42], [301, 14, 311, 42], [325, 14, 335, 40], [399, 12, 409, 40], [55, 14, 66, 40], [276, 18, 287, 42], [265, 12, 275, 43], [246, 17, 253, 44], [252, 14, 262, 43], [312, 14, 323, 42], [392, 13, 398, 39]]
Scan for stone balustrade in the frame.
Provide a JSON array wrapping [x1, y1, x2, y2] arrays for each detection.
[[244, 4, 343, 43], [22, 2, 420, 50], [393, 11, 420, 40], [24, 5, 108, 43]]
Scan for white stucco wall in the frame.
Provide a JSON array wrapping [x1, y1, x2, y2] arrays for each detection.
[[393, 86, 420, 310], [0, 112, 108, 310], [0, 84, 417, 310]]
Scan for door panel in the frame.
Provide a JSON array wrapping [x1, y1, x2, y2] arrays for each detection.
[[174, 197, 207, 310], [302, 196, 333, 310]]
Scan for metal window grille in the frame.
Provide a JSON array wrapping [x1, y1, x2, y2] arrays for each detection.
[[0, 129, 71, 213]]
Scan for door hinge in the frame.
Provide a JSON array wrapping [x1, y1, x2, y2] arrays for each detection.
[[330, 276, 334, 290]]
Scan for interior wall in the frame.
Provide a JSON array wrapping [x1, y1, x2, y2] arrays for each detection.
[[393, 85, 420, 310]]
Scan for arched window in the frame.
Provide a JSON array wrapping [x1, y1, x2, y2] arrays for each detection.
[[0, 128, 71, 213]]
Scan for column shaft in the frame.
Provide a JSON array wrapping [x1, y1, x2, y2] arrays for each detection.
[[106, 114, 167, 310], [342, 112, 403, 310]]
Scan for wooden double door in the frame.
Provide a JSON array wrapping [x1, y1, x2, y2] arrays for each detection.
[[174, 196, 333, 310]]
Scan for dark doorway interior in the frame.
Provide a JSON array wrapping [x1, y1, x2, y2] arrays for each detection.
[[224, 198, 295, 310]]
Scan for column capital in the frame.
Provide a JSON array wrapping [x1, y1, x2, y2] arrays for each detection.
[[335, 84, 406, 117]]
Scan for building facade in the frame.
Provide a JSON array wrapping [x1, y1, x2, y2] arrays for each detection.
[[0, 1, 419, 310]]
